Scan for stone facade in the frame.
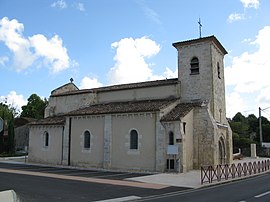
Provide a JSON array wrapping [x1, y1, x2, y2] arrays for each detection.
[[14, 117, 36, 152], [28, 36, 232, 172]]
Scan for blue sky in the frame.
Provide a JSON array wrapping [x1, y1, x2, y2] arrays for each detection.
[[0, 0, 270, 118]]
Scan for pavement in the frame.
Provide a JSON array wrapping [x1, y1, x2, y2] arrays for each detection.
[[127, 157, 270, 188], [0, 156, 269, 202], [0, 190, 17, 202]]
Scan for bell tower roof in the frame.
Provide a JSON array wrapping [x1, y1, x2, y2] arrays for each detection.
[[172, 35, 227, 55]]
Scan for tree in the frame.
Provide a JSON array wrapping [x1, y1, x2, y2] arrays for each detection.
[[0, 103, 15, 154], [7, 114, 14, 154], [230, 112, 270, 156], [232, 112, 246, 123], [0, 103, 14, 122], [21, 94, 48, 119]]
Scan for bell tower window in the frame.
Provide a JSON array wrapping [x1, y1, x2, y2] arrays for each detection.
[[217, 62, 221, 79], [190, 57, 199, 75], [168, 131, 174, 145]]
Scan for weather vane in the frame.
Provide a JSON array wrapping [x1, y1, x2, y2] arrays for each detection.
[[198, 18, 202, 38]]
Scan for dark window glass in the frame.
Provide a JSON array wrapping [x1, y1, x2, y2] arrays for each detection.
[[183, 122, 186, 134], [190, 57, 199, 74], [217, 62, 221, 79], [44, 131, 49, 147], [166, 159, 175, 170], [130, 130, 138, 149], [169, 131, 174, 145], [84, 131, 91, 149]]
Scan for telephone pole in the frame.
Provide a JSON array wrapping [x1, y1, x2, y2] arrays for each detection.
[[259, 107, 262, 146], [259, 106, 270, 146]]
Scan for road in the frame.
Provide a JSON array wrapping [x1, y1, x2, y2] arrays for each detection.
[[0, 162, 269, 202], [0, 162, 185, 201], [139, 172, 270, 202]]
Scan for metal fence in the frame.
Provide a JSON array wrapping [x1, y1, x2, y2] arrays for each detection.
[[201, 159, 270, 184]]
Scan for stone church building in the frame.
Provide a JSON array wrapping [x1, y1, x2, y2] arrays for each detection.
[[29, 36, 233, 173]]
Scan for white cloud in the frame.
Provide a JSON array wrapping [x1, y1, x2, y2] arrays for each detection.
[[164, 67, 178, 78], [227, 13, 245, 23], [226, 92, 246, 118], [108, 37, 158, 84], [0, 17, 73, 73], [29, 34, 69, 73], [137, 1, 161, 24], [256, 86, 270, 107], [227, 0, 259, 23], [0, 91, 27, 113], [108, 36, 177, 85], [225, 26, 270, 117], [75, 3, 85, 12], [240, 0, 260, 9], [51, 0, 67, 9], [79, 76, 103, 89], [51, 1, 86, 12], [0, 17, 35, 71], [0, 56, 8, 66], [142, 6, 161, 24], [242, 38, 252, 43]]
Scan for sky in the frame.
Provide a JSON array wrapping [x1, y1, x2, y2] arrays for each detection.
[[0, 0, 270, 119]]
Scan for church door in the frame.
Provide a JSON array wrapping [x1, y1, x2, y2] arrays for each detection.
[[218, 137, 226, 165]]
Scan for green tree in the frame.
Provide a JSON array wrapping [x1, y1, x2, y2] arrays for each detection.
[[230, 121, 249, 137], [7, 114, 14, 154], [247, 114, 258, 133], [21, 94, 48, 119], [0, 103, 14, 122], [232, 112, 246, 123], [0, 103, 15, 154], [230, 112, 270, 156], [262, 123, 270, 142], [230, 112, 257, 153]]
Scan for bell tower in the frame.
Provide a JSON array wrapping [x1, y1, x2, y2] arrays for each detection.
[[173, 36, 228, 123]]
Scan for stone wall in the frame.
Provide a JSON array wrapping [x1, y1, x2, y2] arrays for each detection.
[[28, 125, 64, 165], [177, 41, 213, 102], [45, 93, 97, 118], [193, 104, 216, 168], [211, 43, 227, 123], [14, 125, 29, 151]]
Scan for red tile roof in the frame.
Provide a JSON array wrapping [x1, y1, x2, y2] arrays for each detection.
[[161, 102, 203, 121], [51, 78, 179, 97], [172, 35, 227, 55], [29, 116, 65, 126], [68, 98, 178, 116]]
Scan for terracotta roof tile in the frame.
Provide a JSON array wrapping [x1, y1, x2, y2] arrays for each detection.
[[68, 99, 177, 116], [30, 116, 65, 126], [161, 102, 202, 122], [52, 78, 179, 97], [172, 35, 227, 55]]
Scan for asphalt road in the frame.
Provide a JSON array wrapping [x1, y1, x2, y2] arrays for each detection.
[[0, 162, 187, 201], [0, 162, 269, 202], [138, 172, 270, 202]]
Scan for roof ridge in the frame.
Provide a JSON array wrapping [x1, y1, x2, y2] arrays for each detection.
[[51, 78, 179, 97]]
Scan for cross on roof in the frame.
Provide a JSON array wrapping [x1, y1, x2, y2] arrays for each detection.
[[198, 18, 202, 38]]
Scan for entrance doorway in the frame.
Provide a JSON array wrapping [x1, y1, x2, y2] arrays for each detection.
[[166, 159, 175, 170], [218, 137, 225, 164]]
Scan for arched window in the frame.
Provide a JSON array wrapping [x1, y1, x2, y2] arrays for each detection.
[[169, 131, 174, 145], [217, 62, 221, 79], [130, 129, 138, 150], [44, 131, 49, 147], [190, 57, 199, 74], [84, 130, 91, 149]]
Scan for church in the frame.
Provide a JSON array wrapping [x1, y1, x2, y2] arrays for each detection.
[[28, 36, 233, 173]]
